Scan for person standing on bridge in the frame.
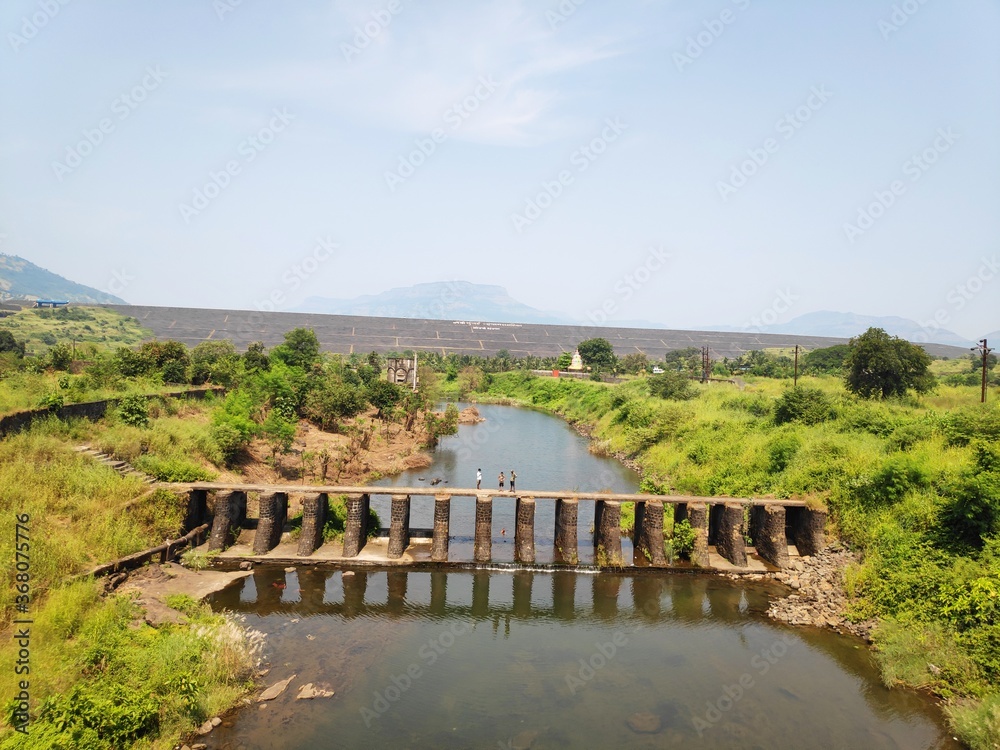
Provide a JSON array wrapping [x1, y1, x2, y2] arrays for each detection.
[[476, 468, 482, 489], [499, 471, 505, 491], [510, 469, 516, 493]]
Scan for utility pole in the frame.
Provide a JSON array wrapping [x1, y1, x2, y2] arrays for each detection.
[[701, 347, 710, 384], [972, 339, 993, 403], [793, 344, 799, 387]]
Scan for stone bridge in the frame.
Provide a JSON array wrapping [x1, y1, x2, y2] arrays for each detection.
[[170, 483, 826, 571]]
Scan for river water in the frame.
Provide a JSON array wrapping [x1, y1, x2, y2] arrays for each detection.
[[203, 404, 958, 749]]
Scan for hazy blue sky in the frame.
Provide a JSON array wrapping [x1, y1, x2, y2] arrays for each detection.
[[2, 0, 997, 338]]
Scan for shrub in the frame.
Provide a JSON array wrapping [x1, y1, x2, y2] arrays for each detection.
[[766, 434, 801, 474], [115, 394, 149, 428], [672, 519, 696, 556], [134, 456, 216, 482], [773, 387, 832, 425], [647, 371, 696, 401]]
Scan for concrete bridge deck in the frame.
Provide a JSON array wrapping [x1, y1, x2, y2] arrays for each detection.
[[167, 482, 809, 506]]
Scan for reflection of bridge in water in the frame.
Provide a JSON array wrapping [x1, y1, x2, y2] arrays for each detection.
[[172, 483, 827, 571], [214, 566, 768, 625]]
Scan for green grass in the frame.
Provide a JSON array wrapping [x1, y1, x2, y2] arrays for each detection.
[[0, 306, 150, 358]]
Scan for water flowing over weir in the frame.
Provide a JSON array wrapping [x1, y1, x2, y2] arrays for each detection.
[[195, 405, 958, 749]]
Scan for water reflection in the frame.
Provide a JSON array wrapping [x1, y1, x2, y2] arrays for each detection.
[[205, 567, 959, 750]]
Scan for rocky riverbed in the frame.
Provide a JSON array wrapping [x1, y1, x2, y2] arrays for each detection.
[[727, 544, 876, 641]]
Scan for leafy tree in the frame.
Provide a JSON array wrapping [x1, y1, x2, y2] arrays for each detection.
[[619, 352, 649, 375], [242, 341, 270, 372], [424, 403, 459, 447], [556, 352, 573, 370], [367, 379, 403, 420], [648, 371, 696, 400], [47, 343, 72, 371], [271, 328, 320, 370], [190, 340, 239, 385], [0, 330, 25, 357], [262, 410, 296, 461], [844, 327, 934, 399], [577, 338, 616, 370], [304, 376, 368, 432], [938, 444, 1000, 551], [802, 344, 850, 375]]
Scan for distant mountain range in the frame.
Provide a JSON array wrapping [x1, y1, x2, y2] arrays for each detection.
[[704, 311, 977, 348], [0, 254, 125, 304]]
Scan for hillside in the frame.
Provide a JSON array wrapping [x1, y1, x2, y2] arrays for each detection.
[[0, 254, 125, 304]]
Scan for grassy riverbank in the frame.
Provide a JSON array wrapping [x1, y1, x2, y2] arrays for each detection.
[[0, 422, 263, 749], [473, 371, 1000, 748]]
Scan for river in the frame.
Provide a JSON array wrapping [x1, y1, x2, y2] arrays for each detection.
[[203, 403, 958, 749]]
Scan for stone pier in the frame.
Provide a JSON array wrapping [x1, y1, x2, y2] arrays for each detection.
[[342, 570, 367, 617], [788, 507, 827, 556], [634, 500, 666, 566], [298, 492, 328, 557], [715, 502, 747, 567], [252, 492, 287, 554], [208, 490, 247, 552], [751, 504, 788, 568], [342, 493, 371, 558], [676, 502, 710, 567], [388, 494, 410, 559], [474, 495, 492, 563], [514, 497, 535, 564], [185, 489, 208, 532], [594, 499, 623, 566], [554, 498, 578, 564], [432, 495, 450, 562]]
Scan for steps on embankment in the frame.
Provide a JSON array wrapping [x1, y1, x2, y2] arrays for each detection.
[[74, 445, 157, 485]]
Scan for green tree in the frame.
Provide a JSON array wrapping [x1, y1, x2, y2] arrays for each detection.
[[556, 352, 573, 370], [773, 386, 832, 425], [844, 327, 934, 399], [619, 352, 649, 375], [0, 330, 25, 357], [424, 403, 459, 447], [242, 341, 270, 372], [577, 338, 616, 370], [271, 328, 320, 370], [367, 379, 403, 420], [262, 410, 296, 461], [802, 344, 850, 375], [190, 340, 239, 385], [47, 343, 72, 371], [304, 377, 368, 432]]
